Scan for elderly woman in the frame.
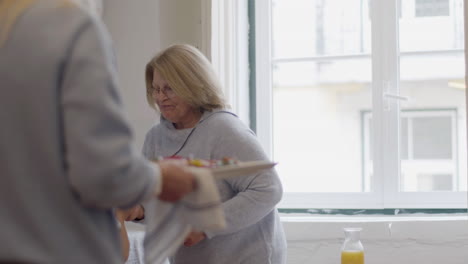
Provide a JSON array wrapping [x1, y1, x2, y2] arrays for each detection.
[[142, 44, 287, 264]]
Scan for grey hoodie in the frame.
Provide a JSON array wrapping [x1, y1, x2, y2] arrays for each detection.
[[0, 0, 158, 263], [143, 110, 287, 264]]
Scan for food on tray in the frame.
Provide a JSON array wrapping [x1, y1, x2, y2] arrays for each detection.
[[155, 155, 239, 168], [153, 156, 277, 179]]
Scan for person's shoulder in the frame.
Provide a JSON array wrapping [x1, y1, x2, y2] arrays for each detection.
[[145, 122, 163, 137], [33, 0, 91, 22], [9, 0, 95, 59], [24, 0, 96, 41], [202, 110, 253, 135], [142, 122, 162, 148], [204, 110, 242, 127]]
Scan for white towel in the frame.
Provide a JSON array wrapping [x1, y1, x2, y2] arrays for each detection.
[[143, 167, 226, 264], [125, 231, 145, 264]]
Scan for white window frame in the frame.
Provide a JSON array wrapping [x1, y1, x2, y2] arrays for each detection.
[[255, 0, 467, 209], [465, 0, 468, 211], [202, 0, 250, 125]]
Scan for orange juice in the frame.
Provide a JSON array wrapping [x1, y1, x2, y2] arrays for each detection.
[[341, 250, 364, 264]]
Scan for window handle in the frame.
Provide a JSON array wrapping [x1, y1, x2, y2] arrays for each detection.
[[384, 93, 409, 101]]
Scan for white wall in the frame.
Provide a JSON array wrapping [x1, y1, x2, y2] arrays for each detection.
[[127, 215, 468, 264], [158, 0, 202, 50], [102, 0, 202, 149], [102, 0, 160, 150], [284, 216, 468, 264]]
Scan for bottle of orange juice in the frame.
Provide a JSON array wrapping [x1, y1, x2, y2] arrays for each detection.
[[341, 227, 364, 264]]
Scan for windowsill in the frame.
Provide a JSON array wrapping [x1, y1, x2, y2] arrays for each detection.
[[280, 213, 468, 223], [278, 208, 468, 222]]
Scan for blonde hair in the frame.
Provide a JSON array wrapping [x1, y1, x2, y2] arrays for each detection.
[[0, 0, 74, 46], [145, 44, 228, 112]]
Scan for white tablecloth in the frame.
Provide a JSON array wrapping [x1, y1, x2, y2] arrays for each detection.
[[126, 230, 170, 264]]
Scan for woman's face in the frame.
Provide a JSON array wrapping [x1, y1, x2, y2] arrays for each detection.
[[151, 70, 201, 129]]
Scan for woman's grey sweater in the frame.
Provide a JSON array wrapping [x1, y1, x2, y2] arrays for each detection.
[[143, 110, 287, 264]]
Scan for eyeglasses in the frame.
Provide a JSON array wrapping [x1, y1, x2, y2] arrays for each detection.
[[152, 86, 176, 98]]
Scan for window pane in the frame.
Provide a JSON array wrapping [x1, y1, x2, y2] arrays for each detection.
[[272, 0, 372, 193], [417, 174, 452, 191], [363, 114, 372, 192], [401, 117, 409, 159], [412, 116, 452, 159], [415, 0, 449, 17], [398, 0, 466, 192], [400, 0, 464, 52], [400, 112, 458, 192], [273, 63, 371, 193], [272, 0, 371, 58]]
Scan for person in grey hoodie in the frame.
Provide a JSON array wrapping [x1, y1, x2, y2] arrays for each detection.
[[0, 1, 196, 263], [136, 44, 287, 264]]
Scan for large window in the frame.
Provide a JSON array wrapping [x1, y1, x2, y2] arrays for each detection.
[[255, 0, 466, 208]]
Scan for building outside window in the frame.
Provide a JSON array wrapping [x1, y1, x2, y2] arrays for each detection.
[[363, 109, 459, 192], [255, 0, 466, 208]]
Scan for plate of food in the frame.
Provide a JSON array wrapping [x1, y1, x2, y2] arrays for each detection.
[[210, 160, 277, 179], [154, 156, 277, 179]]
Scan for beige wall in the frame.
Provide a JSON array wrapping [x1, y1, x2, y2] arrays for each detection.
[[102, 0, 201, 150], [102, 0, 159, 150], [158, 0, 202, 50]]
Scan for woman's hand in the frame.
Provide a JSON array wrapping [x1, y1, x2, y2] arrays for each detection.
[[183, 230, 206, 247], [114, 210, 130, 261], [116, 205, 145, 221], [156, 160, 196, 202]]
